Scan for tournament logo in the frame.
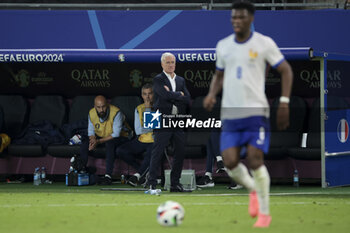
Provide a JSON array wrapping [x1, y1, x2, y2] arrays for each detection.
[[12, 69, 30, 87], [129, 69, 143, 88], [337, 119, 349, 143], [9, 69, 54, 87], [118, 54, 125, 62], [143, 110, 162, 129]]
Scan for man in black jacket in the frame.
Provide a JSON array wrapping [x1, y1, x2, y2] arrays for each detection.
[[147, 52, 191, 193]]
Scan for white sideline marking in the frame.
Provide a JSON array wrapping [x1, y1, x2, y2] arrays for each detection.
[[1, 201, 349, 208], [169, 192, 350, 197]]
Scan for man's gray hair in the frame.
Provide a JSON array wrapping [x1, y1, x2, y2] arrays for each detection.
[[142, 82, 153, 90], [161, 52, 175, 63]]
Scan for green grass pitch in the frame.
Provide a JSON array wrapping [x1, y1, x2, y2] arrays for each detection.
[[0, 183, 350, 233]]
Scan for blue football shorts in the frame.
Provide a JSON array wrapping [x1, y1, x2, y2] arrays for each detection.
[[220, 116, 270, 156]]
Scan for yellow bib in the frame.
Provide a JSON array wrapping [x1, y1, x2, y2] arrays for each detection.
[[136, 104, 154, 143], [89, 105, 131, 138]]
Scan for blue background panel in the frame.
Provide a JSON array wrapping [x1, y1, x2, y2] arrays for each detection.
[[0, 10, 97, 49], [254, 10, 350, 55], [325, 110, 350, 154], [326, 155, 350, 187], [1, 10, 349, 54], [137, 10, 232, 49], [96, 10, 169, 49]]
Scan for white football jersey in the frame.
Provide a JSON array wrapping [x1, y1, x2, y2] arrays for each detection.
[[216, 32, 284, 120]]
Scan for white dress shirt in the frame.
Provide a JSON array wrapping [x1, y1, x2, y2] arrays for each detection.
[[163, 71, 178, 115]]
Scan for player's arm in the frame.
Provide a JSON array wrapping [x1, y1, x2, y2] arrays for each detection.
[[203, 69, 224, 111], [277, 60, 293, 100], [276, 60, 293, 130]]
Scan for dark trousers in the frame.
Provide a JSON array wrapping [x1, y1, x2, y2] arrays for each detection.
[[80, 136, 128, 175], [206, 131, 220, 173], [148, 129, 185, 187], [116, 138, 153, 176]]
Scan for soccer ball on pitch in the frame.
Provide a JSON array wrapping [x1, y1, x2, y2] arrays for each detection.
[[156, 201, 185, 227]]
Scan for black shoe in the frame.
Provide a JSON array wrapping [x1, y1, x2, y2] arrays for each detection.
[[140, 172, 150, 188], [127, 175, 138, 187], [139, 176, 146, 187], [170, 184, 192, 192], [197, 175, 214, 188], [98, 175, 112, 185], [142, 181, 149, 189], [227, 180, 243, 190], [216, 160, 225, 173]]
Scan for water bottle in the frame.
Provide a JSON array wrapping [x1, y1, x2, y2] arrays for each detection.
[[145, 189, 162, 196], [121, 174, 125, 184], [33, 167, 41, 186], [293, 169, 299, 187], [69, 134, 82, 145], [41, 167, 46, 184]]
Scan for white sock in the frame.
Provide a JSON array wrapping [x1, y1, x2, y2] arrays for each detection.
[[226, 163, 255, 192], [216, 156, 223, 162], [251, 165, 270, 215], [133, 173, 140, 180], [205, 172, 212, 179]]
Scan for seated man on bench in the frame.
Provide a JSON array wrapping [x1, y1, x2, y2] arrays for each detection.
[[80, 95, 131, 185], [117, 83, 154, 187]]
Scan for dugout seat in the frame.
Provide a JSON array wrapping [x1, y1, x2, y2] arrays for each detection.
[[266, 96, 308, 160], [0, 95, 29, 139], [47, 95, 95, 158], [288, 96, 349, 160], [29, 95, 68, 127], [110, 96, 142, 129], [68, 95, 95, 124], [0, 105, 3, 133], [0, 106, 3, 156], [9, 95, 67, 157]]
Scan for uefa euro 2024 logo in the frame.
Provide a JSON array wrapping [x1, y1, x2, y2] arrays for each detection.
[[143, 110, 162, 129]]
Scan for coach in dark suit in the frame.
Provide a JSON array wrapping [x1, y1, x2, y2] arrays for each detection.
[[148, 52, 191, 192]]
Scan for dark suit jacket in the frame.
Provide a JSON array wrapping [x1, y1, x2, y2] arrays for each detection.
[[153, 72, 191, 115]]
